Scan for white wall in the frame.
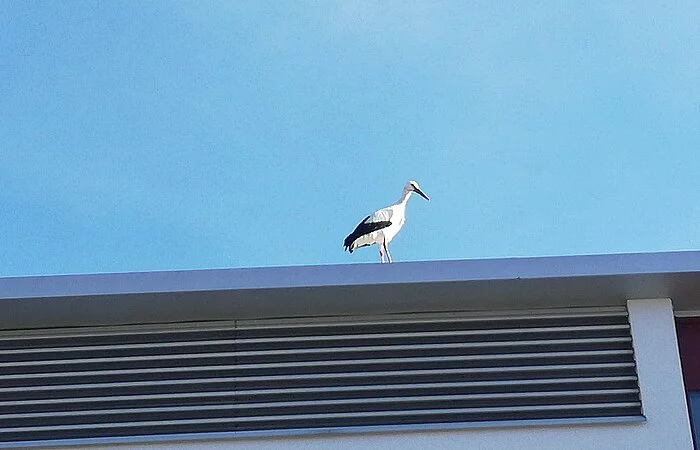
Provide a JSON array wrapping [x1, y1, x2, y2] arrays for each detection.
[[50, 299, 694, 450]]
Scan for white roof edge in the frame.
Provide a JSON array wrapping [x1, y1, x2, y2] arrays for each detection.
[[1, 251, 699, 330], [1, 250, 699, 300]]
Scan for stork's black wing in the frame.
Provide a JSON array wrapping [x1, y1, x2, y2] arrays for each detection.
[[343, 216, 392, 252]]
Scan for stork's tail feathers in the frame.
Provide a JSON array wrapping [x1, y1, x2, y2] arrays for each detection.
[[343, 240, 354, 253]]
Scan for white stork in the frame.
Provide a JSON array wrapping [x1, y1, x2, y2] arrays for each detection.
[[344, 180, 430, 263]]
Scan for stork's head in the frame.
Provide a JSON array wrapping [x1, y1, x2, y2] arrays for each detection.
[[405, 180, 430, 201]]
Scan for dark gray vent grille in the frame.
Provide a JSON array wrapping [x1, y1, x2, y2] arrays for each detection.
[[0, 308, 642, 446]]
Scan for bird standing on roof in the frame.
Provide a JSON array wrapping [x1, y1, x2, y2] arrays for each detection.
[[344, 180, 430, 263]]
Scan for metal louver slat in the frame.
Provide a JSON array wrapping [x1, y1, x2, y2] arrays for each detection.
[[0, 307, 643, 447]]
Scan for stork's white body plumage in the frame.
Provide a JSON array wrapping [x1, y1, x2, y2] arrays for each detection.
[[348, 203, 406, 252], [344, 181, 429, 263]]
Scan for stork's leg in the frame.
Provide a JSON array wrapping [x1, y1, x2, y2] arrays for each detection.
[[383, 240, 393, 263], [378, 244, 385, 263]]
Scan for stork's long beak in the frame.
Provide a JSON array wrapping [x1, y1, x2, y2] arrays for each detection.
[[414, 187, 430, 201]]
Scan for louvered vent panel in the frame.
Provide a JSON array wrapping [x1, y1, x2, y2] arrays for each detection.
[[0, 308, 643, 446]]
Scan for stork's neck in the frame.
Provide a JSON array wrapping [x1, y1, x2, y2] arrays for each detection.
[[397, 190, 412, 206]]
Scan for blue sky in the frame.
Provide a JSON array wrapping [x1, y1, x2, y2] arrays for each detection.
[[1, 1, 699, 276]]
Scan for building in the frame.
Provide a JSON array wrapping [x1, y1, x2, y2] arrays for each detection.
[[1, 250, 699, 449]]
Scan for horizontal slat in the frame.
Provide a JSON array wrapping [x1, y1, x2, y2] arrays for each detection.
[[0, 377, 640, 409], [0, 336, 632, 358], [0, 377, 641, 413], [0, 402, 643, 434], [0, 308, 628, 341], [0, 363, 638, 393], [237, 309, 629, 329], [0, 378, 642, 411], [0, 361, 636, 383], [0, 349, 633, 371], [210, 325, 631, 344], [0, 390, 641, 426], [0, 323, 630, 351]]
